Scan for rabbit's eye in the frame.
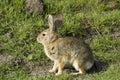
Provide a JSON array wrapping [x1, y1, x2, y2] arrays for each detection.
[[42, 34, 46, 36]]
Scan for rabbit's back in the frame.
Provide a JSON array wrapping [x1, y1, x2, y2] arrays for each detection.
[[57, 37, 92, 55]]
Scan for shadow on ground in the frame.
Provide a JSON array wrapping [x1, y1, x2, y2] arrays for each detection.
[[87, 56, 109, 74]]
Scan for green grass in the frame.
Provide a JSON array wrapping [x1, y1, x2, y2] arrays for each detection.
[[0, 0, 120, 80]]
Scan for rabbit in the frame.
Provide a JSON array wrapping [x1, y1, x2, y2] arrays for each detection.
[[37, 14, 94, 76]]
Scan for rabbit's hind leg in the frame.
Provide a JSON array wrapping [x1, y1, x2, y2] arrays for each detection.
[[71, 60, 86, 75]]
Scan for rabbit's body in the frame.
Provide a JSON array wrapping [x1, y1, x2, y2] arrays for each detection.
[[37, 14, 94, 75], [44, 37, 94, 70]]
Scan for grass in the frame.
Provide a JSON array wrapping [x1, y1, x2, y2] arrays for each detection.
[[0, 0, 120, 80]]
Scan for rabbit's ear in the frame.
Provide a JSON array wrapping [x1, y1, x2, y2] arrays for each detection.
[[48, 15, 55, 32], [54, 14, 63, 29]]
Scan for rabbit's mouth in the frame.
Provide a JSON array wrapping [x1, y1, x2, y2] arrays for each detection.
[[37, 37, 41, 43], [37, 36, 48, 45]]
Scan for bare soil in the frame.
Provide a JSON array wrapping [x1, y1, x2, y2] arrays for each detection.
[[0, 53, 14, 66], [0, 53, 108, 76]]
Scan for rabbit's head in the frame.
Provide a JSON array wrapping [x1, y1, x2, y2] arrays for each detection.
[[37, 14, 62, 45]]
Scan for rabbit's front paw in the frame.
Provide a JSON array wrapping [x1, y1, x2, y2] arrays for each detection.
[[55, 72, 62, 76], [49, 69, 56, 73]]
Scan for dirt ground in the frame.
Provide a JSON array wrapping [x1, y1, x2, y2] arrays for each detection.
[[0, 53, 14, 66], [0, 53, 70, 76], [0, 53, 51, 76], [0, 53, 107, 76]]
